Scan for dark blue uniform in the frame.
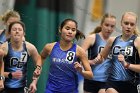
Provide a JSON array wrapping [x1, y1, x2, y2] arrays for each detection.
[[45, 42, 78, 93]]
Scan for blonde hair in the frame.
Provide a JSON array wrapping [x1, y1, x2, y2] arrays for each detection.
[[90, 13, 116, 34], [134, 27, 140, 36], [0, 10, 20, 23], [121, 12, 140, 36]]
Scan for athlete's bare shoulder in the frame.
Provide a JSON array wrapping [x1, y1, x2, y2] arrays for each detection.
[[76, 45, 86, 57], [42, 42, 57, 55], [134, 37, 140, 49]]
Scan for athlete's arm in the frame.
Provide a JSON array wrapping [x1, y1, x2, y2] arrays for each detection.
[[26, 41, 42, 77], [0, 42, 10, 78], [26, 42, 41, 93], [121, 37, 140, 72], [93, 37, 115, 64], [76, 45, 93, 79], [81, 34, 97, 65], [26, 42, 40, 66], [0, 48, 5, 76], [81, 34, 96, 51], [40, 42, 55, 64], [100, 37, 115, 59], [0, 46, 5, 91]]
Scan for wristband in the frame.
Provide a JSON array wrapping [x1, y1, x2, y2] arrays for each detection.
[[8, 72, 13, 79], [125, 62, 130, 69], [35, 65, 42, 70], [0, 76, 5, 80]]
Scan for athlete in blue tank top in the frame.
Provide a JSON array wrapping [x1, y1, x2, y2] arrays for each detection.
[[46, 42, 78, 93], [37, 19, 93, 93], [82, 13, 116, 93], [0, 10, 21, 91], [88, 34, 111, 82], [0, 21, 40, 93], [98, 35, 140, 93], [109, 35, 139, 82], [95, 12, 140, 93], [4, 41, 29, 88], [41, 41, 93, 93]]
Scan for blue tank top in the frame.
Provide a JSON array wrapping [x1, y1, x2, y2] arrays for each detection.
[[88, 34, 111, 82], [4, 41, 30, 88], [45, 42, 78, 93], [109, 35, 140, 82], [0, 30, 7, 44]]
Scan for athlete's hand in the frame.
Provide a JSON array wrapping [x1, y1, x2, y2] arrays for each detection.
[[33, 66, 42, 79], [29, 81, 37, 93], [74, 62, 83, 73], [0, 80, 4, 92], [89, 60, 96, 65], [12, 70, 23, 79], [118, 54, 128, 67], [118, 54, 131, 69], [91, 54, 104, 65], [118, 54, 125, 62]]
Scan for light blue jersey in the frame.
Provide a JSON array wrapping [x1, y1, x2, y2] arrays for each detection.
[[109, 35, 140, 83], [45, 42, 78, 93], [88, 34, 111, 82], [4, 41, 29, 88]]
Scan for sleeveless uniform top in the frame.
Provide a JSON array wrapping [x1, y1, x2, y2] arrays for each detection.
[[109, 35, 140, 83], [88, 34, 111, 82], [4, 41, 30, 88], [45, 42, 78, 93], [0, 30, 7, 44]]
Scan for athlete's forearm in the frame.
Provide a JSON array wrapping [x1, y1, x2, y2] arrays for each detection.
[[80, 70, 93, 79], [0, 62, 4, 76], [127, 63, 140, 73]]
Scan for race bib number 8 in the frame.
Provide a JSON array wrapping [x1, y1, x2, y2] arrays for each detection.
[[66, 51, 75, 63]]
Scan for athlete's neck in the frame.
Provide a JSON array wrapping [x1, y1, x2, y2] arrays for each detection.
[[99, 32, 109, 41], [121, 34, 133, 41], [11, 40, 23, 51], [59, 40, 73, 51]]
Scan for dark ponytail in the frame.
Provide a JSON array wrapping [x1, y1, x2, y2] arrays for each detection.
[[75, 30, 85, 40]]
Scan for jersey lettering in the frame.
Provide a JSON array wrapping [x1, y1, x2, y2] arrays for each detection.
[[98, 46, 104, 53], [10, 52, 27, 68], [112, 46, 133, 56], [10, 57, 24, 68]]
